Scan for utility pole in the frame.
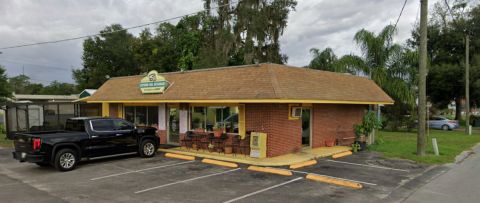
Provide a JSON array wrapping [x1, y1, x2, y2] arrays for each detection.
[[465, 34, 470, 134], [22, 65, 24, 75], [418, 0, 428, 156]]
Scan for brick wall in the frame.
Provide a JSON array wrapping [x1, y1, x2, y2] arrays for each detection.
[[312, 104, 367, 147], [109, 103, 119, 118], [158, 130, 167, 144], [245, 103, 302, 157]]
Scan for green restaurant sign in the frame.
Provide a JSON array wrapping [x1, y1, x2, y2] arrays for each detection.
[[139, 70, 168, 94]]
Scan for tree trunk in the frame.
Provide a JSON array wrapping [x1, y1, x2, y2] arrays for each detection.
[[455, 97, 462, 121], [417, 0, 428, 156]]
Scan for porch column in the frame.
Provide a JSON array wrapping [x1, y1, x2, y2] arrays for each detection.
[[102, 102, 109, 117]]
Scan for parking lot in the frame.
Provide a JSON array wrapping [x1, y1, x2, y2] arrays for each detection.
[[0, 148, 447, 203]]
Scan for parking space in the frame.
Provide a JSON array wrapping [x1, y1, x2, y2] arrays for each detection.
[[0, 149, 437, 203]]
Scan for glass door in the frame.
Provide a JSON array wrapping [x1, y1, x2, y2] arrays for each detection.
[[167, 107, 180, 145], [302, 108, 312, 150]]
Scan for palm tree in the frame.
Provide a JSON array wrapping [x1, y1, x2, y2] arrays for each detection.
[[307, 47, 339, 72], [337, 25, 418, 106]]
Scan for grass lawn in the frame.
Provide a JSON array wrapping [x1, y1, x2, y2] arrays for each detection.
[[0, 133, 13, 148], [369, 129, 480, 165]]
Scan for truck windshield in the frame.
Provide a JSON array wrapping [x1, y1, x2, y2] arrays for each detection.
[[65, 119, 86, 132]]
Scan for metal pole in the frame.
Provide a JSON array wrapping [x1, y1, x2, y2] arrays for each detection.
[[427, 100, 429, 139], [465, 34, 470, 135], [5, 106, 10, 139]]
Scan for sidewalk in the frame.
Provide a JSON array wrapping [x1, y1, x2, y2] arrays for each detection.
[[403, 143, 480, 203], [158, 146, 352, 166]]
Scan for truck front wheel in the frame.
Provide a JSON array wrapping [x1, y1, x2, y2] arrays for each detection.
[[54, 149, 77, 172], [140, 139, 156, 158]]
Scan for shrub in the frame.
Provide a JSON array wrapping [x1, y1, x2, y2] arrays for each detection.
[[0, 124, 5, 134], [469, 115, 480, 125]]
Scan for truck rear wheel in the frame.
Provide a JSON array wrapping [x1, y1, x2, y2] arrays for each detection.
[[140, 139, 156, 158], [54, 149, 77, 172]]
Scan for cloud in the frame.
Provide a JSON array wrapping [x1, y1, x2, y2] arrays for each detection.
[[0, 0, 438, 86]]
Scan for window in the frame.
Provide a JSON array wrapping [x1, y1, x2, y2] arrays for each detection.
[[135, 106, 147, 124], [91, 120, 114, 131], [147, 106, 158, 126], [113, 120, 133, 130], [125, 105, 158, 126], [125, 106, 135, 123], [190, 106, 239, 132]]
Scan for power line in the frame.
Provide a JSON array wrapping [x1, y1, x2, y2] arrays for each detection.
[[0, 1, 239, 50], [414, 1, 420, 26], [394, 0, 408, 32], [387, 0, 408, 48], [0, 60, 73, 71], [0, 56, 77, 67]]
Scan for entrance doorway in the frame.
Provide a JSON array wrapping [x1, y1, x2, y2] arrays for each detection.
[[167, 107, 180, 145], [302, 108, 312, 150]]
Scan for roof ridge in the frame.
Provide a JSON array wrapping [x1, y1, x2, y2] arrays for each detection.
[[266, 64, 284, 99], [109, 64, 262, 80]]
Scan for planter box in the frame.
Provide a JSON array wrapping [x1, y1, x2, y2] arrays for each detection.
[[473, 119, 480, 127], [354, 141, 367, 151]]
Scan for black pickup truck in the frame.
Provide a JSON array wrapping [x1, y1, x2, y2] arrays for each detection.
[[12, 117, 160, 171]]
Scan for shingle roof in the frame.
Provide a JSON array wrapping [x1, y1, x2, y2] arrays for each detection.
[[86, 63, 394, 104]]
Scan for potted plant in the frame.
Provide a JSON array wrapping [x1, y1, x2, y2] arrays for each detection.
[[325, 140, 335, 147], [352, 142, 360, 153], [193, 117, 201, 128], [208, 143, 215, 153], [353, 110, 382, 151], [228, 119, 235, 133], [225, 146, 233, 154], [212, 124, 223, 137]]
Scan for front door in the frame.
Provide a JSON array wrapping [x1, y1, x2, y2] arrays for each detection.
[[112, 119, 136, 153], [88, 119, 120, 157], [302, 108, 312, 150], [167, 107, 180, 145]]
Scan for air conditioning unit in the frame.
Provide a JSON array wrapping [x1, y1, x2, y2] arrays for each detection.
[[291, 107, 302, 117]]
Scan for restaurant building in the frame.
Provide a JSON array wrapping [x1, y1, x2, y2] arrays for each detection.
[[83, 63, 393, 158]]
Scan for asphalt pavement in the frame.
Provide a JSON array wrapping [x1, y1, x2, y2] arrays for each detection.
[[0, 147, 456, 203]]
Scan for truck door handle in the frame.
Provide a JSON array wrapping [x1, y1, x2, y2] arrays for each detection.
[[91, 135, 98, 138], [116, 134, 122, 136]]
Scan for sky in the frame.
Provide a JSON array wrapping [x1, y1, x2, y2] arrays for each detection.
[[0, 0, 439, 86]]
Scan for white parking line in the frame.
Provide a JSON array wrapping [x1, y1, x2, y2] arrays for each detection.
[[223, 177, 303, 203], [265, 167, 377, 186], [91, 161, 195, 180], [325, 159, 410, 172], [134, 168, 241, 194]]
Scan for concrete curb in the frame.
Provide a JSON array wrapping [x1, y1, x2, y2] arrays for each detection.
[[290, 160, 317, 169], [454, 142, 480, 164], [202, 159, 238, 168], [332, 151, 352, 158], [165, 153, 195, 160], [306, 174, 362, 189], [248, 166, 293, 176]]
